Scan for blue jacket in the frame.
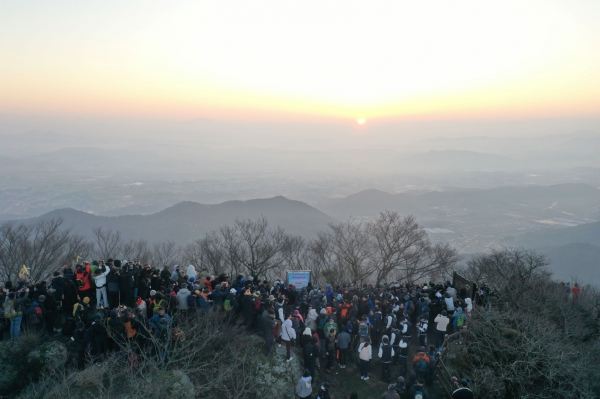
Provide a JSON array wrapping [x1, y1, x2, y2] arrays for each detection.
[[149, 313, 173, 330]]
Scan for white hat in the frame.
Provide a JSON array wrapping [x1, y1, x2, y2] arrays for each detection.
[[230, 288, 237, 294]]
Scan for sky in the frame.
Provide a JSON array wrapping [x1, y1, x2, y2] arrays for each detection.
[[1, 1, 600, 129]]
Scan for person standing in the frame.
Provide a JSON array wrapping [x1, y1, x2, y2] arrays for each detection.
[[325, 328, 337, 373], [378, 335, 394, 383], [262, 309, 277, 356], [434, 311, 450, 347], [417, 316, 428, 347], [336, 325, 352, 368], [6, 288, 29, 339], [358, 338, 372, 380], [73, 321, 88, 370], [93, 262, 110, 308], [282, 313, 297, 362]]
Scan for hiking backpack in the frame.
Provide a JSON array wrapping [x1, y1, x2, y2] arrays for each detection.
[[224, 299, 232, 312], [29, 306, 43, 325], [4, 299, 17, 319], [359, 322, 369, 338], [457, 313, 466, 327], [417, 358, 428, 372], [153, 299, 164, 315]]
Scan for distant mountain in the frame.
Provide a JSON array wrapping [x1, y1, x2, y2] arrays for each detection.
[[25, 196, 338, 242], [322, 183, 600, 220]]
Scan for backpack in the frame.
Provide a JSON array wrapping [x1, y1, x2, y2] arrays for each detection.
[[359, 322, 369, 338], [153, 299, 164, 315], [224, 299, 232, 312], [254, 298, 261, 311], [413, 389, 424, 399], [73, 303, 84, 317], [4, 299, 17, 319], [341, 304, 350, 319], [29, 306, 43, 325], [457, 313, 466, 327], [417, 358, 428, 372], [123, 320, 137, 338], [75, 278, 85, 288]]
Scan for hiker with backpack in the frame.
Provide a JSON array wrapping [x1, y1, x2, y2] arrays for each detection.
[[358, 315, 370, 343], [412, 347, 431, 381], [407, 378, 429, 399], [382, 383, 401, 399], [5, 288, 29, 339], [224, 288, 239, 325], [453, 308, 466, 343]]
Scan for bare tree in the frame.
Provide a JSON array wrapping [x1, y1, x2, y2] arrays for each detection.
[[467, 247, 551, 291], [328, 220, 374, 285], [280, 235, 307, 272], [220, 217, 286, 279], [121, 239, 152, 263], [0, 219, 94, 283], [396, 241, 459, 284], [305, 232, 347, 286], [181, 232, 227, 276], [92, 227, 123, 260], [368, 212, 429, 285], [152, 240, 181, 267]]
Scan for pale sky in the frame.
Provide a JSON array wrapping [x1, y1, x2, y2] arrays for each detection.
[[1, 1, 600, 124]]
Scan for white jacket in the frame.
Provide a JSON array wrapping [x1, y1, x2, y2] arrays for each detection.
[[434, 315, 450, 332], [186, 265, 197, 279], [93, 267, 111, 288], [465, 298, 473, 313], [281, 319, 296, 341], [358, 342, 372, 361]]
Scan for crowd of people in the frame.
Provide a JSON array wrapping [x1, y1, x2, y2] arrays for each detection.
[[1, 259, 478, 398]]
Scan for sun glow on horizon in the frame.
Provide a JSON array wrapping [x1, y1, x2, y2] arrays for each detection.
[[1, 1, 599, 121]]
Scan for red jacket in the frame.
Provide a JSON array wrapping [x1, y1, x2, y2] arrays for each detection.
[[76, 264, 91, 291]]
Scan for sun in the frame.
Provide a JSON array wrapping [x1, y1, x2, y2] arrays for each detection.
[[357, 118, 366, 125]]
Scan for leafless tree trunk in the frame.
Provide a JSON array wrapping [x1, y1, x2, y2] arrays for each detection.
[[92, 227, 123, 260], [121, 239, 152, 264], [305, 232, 346, 286], [220, 217, 286, 279], [0, 219, 94, 283], [328, 220, 374, 285], [152, 240, 181, 268], [368, 212, 429, 285]]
